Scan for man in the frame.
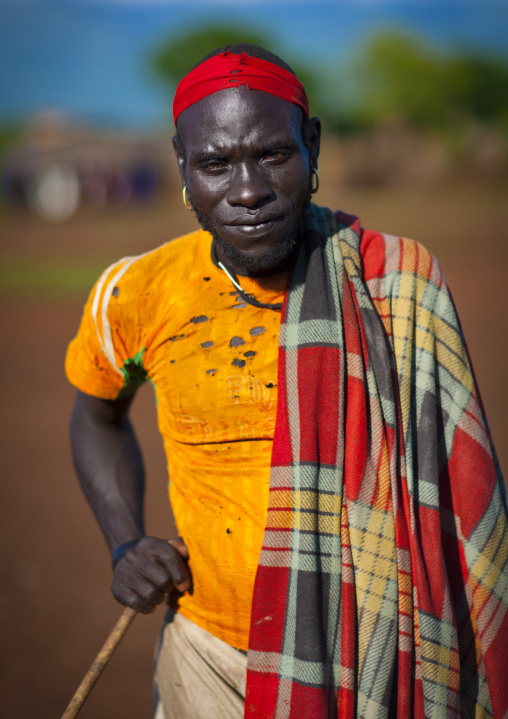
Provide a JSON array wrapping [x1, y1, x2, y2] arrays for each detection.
[[66, 44, 508, 719]]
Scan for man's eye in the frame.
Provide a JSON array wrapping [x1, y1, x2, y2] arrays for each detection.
[[263, 151, 288, 163], [201, 161, 226, 172]]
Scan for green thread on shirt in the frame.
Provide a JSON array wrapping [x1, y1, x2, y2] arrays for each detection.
[[120, 347, 147, 395]]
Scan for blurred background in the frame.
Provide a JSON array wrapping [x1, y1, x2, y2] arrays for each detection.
[[0, 0, 507, 716]]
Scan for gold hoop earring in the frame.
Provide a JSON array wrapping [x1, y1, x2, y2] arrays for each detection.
[[311, 169, 319, 194], [182, 186, 192, 212]]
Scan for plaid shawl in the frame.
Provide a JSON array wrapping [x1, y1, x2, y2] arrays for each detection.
[[245, 205, 508, 718]]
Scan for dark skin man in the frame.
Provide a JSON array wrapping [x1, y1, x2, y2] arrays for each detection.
[[70, 86, 321, 614], [68, 46, 508, 719]]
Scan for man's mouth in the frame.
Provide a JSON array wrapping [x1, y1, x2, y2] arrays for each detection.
[[225, 216, 285, 234]]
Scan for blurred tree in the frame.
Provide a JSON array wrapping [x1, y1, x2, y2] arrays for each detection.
[[0, 124, 21, 206], [349, 31, 508, 136], [448, 54, 508, 129], [0, 124, 20, 162], [353, 33, 450, 129]]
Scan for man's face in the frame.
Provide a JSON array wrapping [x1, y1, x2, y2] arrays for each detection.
[[174, 88, 320, 276]]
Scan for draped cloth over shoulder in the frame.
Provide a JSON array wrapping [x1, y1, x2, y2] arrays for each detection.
[[246, 205, 508, 718]]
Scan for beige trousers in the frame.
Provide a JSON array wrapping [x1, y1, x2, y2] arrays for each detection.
[[154, 612, 247, 719]]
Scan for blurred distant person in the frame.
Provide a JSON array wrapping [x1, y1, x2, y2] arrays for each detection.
[[28, 164, 80, 220], [66, 44, 508, 719]]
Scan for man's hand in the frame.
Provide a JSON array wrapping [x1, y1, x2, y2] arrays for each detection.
[[111, 536, 191, 614]]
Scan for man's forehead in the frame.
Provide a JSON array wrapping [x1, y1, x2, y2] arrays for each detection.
[[177, 88, 302, 142]]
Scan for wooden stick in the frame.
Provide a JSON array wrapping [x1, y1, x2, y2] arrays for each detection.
[[61, 607, 137, 719]]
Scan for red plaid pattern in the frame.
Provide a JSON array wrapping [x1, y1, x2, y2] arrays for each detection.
[[245, 206, 508, 718]]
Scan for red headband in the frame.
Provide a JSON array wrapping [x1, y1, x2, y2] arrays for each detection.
[[173, 51, 309, 124]]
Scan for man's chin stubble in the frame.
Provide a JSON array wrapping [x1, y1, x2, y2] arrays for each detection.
[[193, 207, 305, 276], [214, 230, 300, 275]]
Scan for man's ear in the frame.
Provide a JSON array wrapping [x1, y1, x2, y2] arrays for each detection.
[[172, 134, 186, 184], [308, 117, 321, 170]]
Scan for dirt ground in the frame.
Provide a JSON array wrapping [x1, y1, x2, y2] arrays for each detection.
[[1, 171, 507, 718]]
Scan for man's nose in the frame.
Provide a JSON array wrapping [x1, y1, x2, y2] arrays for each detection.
[[226, 163, 274, 208]]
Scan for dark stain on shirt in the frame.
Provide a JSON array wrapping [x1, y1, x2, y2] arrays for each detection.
[[190, 315, 209, 324], [226, 528, 233, 534], [244, 351, 256, 358], [230, 336, 245, 347], [206, 369, 217, 375], [169, 334, 185, 342], [112, 286, 119, 298], [266, 382, 276, 388], [201, 341, 214, 349], [203, 277, 211, 282], [250, 326, 266, 336], [232, 358, 246, 368]]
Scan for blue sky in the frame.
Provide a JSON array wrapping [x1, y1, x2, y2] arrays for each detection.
[[0, 0, 507, 129]]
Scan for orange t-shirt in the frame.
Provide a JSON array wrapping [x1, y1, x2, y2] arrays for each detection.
[[65, 229, 287, 649]]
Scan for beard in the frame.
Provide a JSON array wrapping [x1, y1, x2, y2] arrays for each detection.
[[190, 177, 312, 277], [194, 207, 303, 276]]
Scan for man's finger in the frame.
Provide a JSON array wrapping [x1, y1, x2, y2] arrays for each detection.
[[137, 562, 175, 595], [111, 585, 157, 615], [151, 541, 191, 592], [167, 537, 189, 560]]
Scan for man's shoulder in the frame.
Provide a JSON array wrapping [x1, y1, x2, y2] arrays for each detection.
[[362, 230, 443, 289], [96, 228, 209, 295], [333, 211, 443, 289], [123, 227, 208, 279], [331, 207, 445, 295], [84, 228, 211, 330]]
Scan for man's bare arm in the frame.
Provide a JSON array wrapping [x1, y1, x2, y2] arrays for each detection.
[[70, 390, 191, 613]]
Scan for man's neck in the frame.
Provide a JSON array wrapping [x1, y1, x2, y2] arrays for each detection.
[[211, 236, 301, 279]]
